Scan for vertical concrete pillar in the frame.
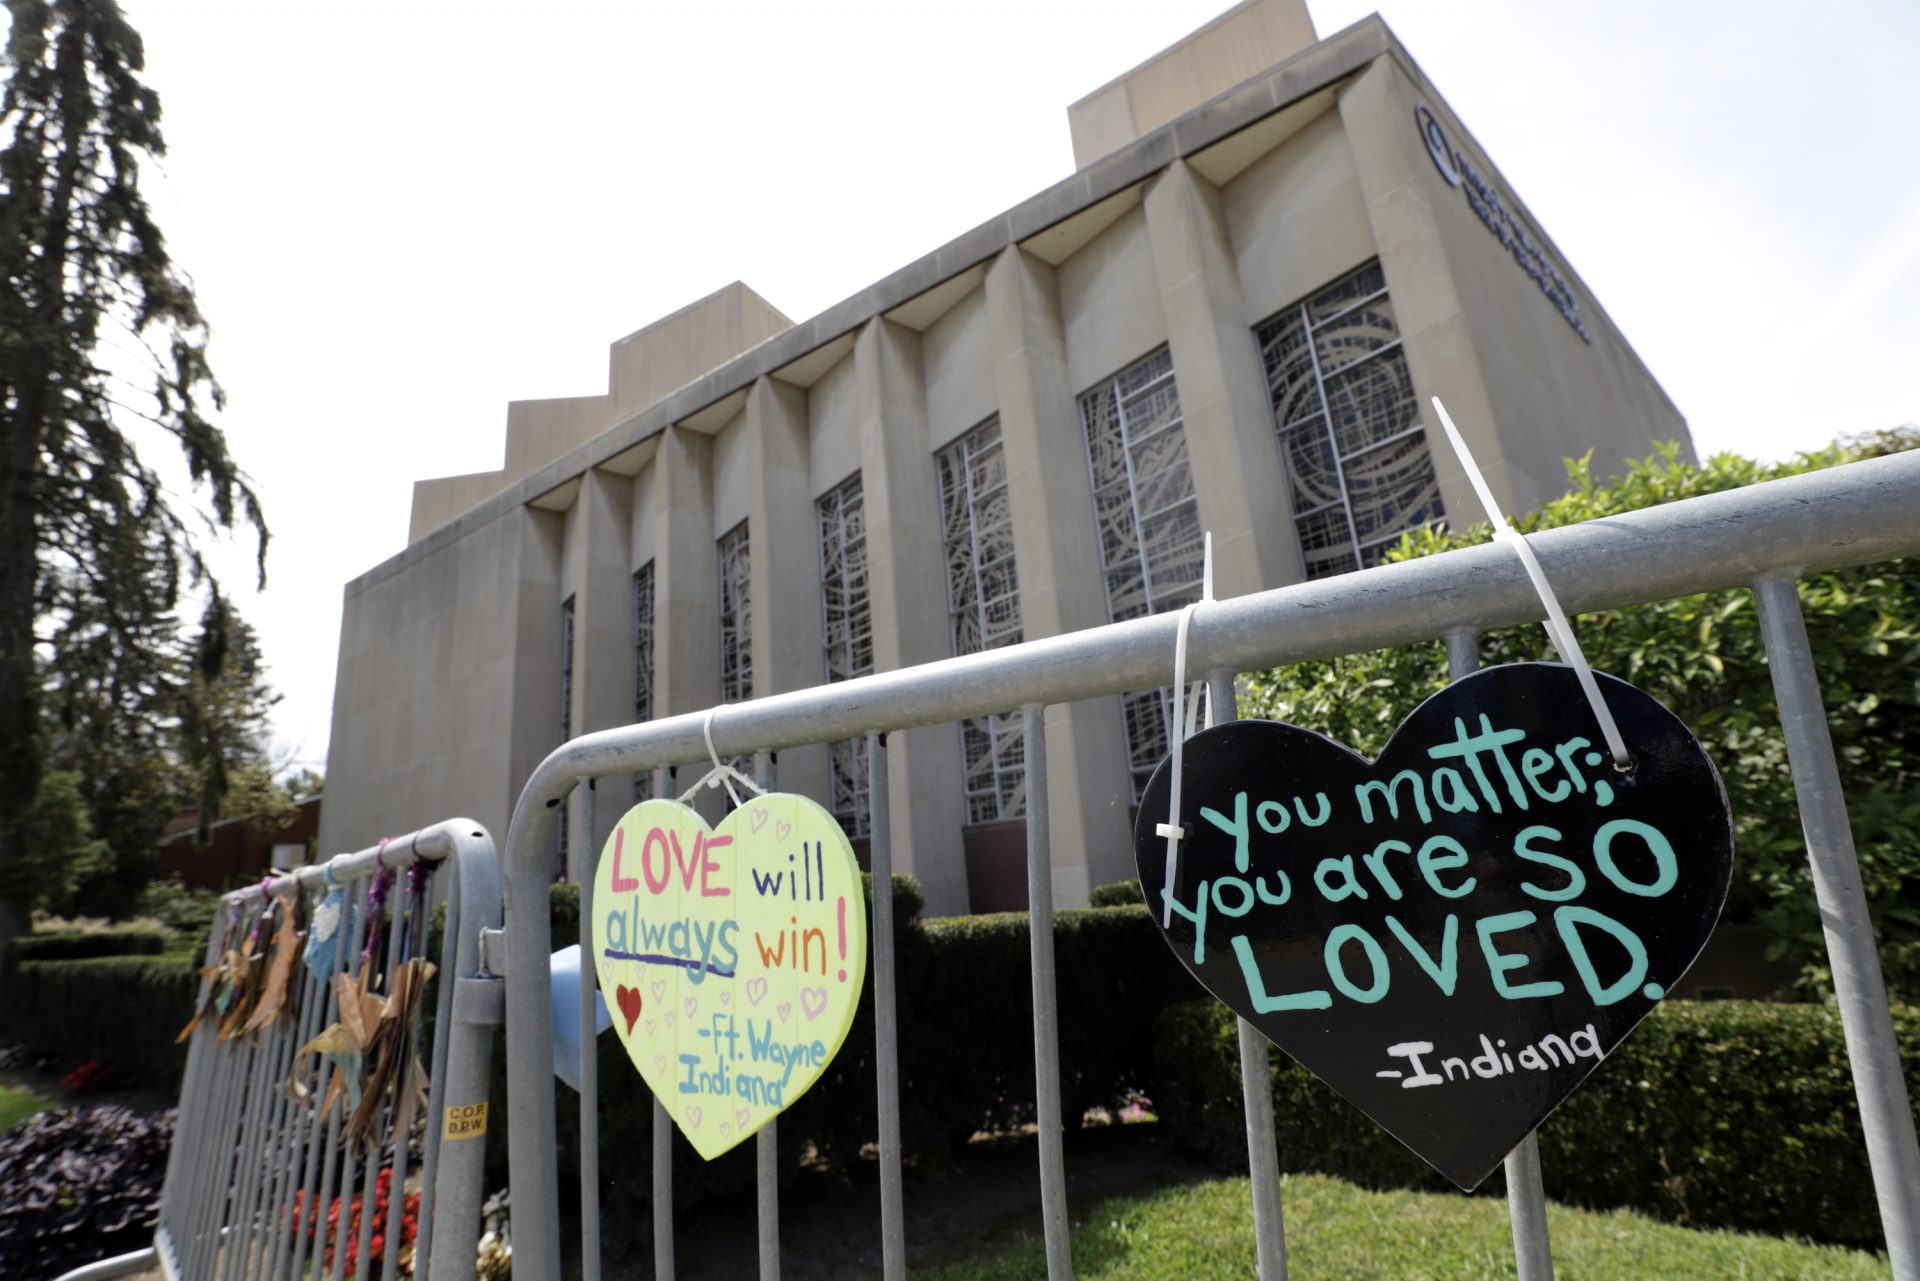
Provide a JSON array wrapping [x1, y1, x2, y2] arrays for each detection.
[[561, 468, 635, 878], [1336, 61, 1506, 519], [983, 245, 1136, 905], [649, 426, 721, 718], [744, 376, 829, 803], [852, 319, 969, 915], [507, 507, 565, 861], [1143, 157, 1304, 596]]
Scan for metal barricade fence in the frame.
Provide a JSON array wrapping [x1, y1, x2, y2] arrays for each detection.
[[57, 819, 503, 1281], [501, 450, 1920, 1281]]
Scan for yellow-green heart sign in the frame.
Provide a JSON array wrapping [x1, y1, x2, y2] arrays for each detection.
[[590, 794, 868, 1159]]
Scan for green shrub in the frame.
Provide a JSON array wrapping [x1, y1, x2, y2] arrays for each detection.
[[1, 955, 199, 1087], [6, 927, 169, 965], [136, 879, 223, 939], [1241, 438, 1920, 996], [1152, 997, 1920, 1247], [1089, 879, 1144, 908]]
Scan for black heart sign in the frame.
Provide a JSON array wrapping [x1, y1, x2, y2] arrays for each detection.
[[1134, 662, 1732, 1190]]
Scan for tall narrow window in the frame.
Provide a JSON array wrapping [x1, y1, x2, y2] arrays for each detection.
[[1255, 259, 1445, 579], [557, 595, 575, 879], [718, 522, 752, 705], [817, 475, 872, 836], [937, 416, 1025, 823], [632, 561, 654, 802], [1080, 346, 1202, 799]]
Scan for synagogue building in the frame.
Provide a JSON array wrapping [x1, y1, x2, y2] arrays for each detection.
[[321, 0, 1689, 916]]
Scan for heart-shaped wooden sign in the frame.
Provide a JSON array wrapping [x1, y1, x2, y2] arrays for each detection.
[[1134, 663, 1732, 1189], [591, 793, 868, 1159]]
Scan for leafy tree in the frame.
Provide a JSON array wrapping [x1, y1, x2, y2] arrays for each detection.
[[46, 593, 282, 916], [0, 0, 266, 957], [1242, 433, 1919, 998], [177, 593, 278, 841], [0, 767, 108, 914]]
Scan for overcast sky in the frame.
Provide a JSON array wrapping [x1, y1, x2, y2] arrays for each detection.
[[104, 0, 1920, 776]]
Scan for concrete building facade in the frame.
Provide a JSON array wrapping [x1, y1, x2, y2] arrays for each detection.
[[321, 2, 1689, 916]]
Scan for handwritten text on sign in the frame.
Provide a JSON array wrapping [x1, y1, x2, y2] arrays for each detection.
[[1134, 664, 1732, 1189], [591, 794, 868, 1160]]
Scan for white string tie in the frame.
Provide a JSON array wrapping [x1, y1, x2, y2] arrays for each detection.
[[1430, 397, 1632, 770], [1156, 533, 1215, 928], [676, 706, 768, 807]]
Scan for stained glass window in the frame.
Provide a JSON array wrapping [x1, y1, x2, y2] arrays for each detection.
[[718, 522, 751, 705], [632, 562, 654, 803], [1255, 260, 1445, 579], [1078, 347, 1202, 799], [817, 477, 872, 837], [936, 417, 1026, 824]]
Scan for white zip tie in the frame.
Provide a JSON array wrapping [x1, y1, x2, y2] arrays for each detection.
[[676, 706, 768, 807], [1430, 397, 1633, 770], [1156, 533, 1215, 928]]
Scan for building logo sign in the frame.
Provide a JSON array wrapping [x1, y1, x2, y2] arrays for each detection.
[[1414, 105, 1592, 344]]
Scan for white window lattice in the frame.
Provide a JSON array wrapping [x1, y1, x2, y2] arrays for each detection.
[[936, 416, 1026, 825], [718, 522, 752, 705], [632, 562, 654, 803], [1255, 260, 1446, 580], [1079, 347, 1202, 800], [817, 476, 872, 837]]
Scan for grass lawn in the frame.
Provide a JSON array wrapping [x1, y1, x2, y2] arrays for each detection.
[[0, 1081, 55, 1132], [882, 1173, 1891, 1280]]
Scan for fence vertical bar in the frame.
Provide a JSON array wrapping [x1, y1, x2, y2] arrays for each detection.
[[413, 854, 461, 1281], [161, 896, 228, 1246], [1752, 573, 1920, 1277], [380, 865, 436, 1281], [185, 903, 242, 1279], [167, 895, 229, 1272], [289, 885, 341, 1281], [580, 780, 605, 1281], [187, 1021, 238, 1279], [653, 765, 678, 1281], [1204, 670, 1288, 1281], [1446, 628, 1557, 1280], [220, 898, 278, 1281], [242, 899, 296, 1279], [423, 821, 503, 1281], [755, 751, 783, 1281], [1022, 705, 1073, 1279], [255, 998, 304, 1278], [318, 878, 371, 1281], [274, 936, 328, 1281], [266, 937, 329, 1281], [354, 877, 408, 1281], [868, 733, 907, 1280], [329, 887, 368, 1281]]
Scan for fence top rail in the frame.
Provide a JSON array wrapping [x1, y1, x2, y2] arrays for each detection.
[[508, 448, 1920, 818], [223, 817, 488, 908]]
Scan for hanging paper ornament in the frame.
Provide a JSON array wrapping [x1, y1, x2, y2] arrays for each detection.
[[590, 793, 869, 1160], [304, 886, 347, 987], [1132, 662, 1732, 1189]]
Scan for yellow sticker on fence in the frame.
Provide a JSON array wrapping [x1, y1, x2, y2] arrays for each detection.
[[590, 794, 869, 1160], [444, 1102, 489, 1140]]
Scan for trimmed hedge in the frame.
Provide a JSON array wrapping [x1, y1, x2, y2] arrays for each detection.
[[19, 882, 1902, 1250], [1088, 878, 1144, 909], [2, 954, 198, 1086], [1152, 997, 1920, 1247], [6, 927, 170, 964]]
